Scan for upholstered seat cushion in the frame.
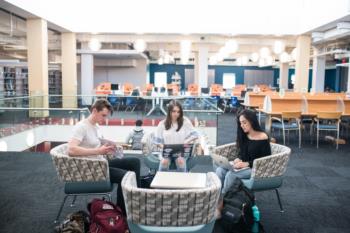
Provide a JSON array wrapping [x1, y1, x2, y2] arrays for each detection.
[[127, 221, 215, 233], [65, 181, 113, 194], [242, 176, 283, 191], [317, 124, 337, 130], [272, 122, 298, 129]]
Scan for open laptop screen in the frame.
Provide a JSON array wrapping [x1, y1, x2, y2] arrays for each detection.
[[162, 144, 194, 159]]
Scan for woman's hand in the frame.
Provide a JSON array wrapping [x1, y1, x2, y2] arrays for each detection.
[[234, 161, 249, 169], [233, 158, 242, 165]]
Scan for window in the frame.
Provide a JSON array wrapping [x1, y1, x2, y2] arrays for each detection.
[[154, 72, 167, 87], [222, 73, 236, 89]]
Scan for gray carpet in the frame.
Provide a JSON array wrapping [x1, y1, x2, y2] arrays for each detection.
[[1, 113, 350, 233]]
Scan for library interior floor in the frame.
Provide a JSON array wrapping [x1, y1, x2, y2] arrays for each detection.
[[0, 113, 350, 233]]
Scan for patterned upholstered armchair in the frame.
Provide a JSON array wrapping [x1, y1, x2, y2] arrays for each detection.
[[50, 143, 114, 223], [242, 143, 291, 212], [121, 171, 221, 233], [211, 142, 239, 166]]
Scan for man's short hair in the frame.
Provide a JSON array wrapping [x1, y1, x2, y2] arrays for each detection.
[[91, 99, 112, 113], [135, 119, 143, 127]]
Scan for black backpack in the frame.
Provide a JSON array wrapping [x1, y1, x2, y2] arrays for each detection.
[[221, 178, 255, 233]]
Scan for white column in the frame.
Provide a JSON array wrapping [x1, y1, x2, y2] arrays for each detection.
[[26, 18, 48, 116], [294, 35, 311, 92], [311, 47, 326, 93], [195, 45, 209, 88], [279, 63, 289, 90], [81, 54, 94, 105], [61, 32, 78, 107]]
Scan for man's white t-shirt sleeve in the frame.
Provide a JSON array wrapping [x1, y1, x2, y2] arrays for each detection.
[[71, 124, 85, 142]]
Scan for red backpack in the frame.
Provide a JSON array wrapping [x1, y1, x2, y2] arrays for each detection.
[[88, 199, 129, 233]]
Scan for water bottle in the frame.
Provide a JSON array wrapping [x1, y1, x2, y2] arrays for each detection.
[[252, 205, 260, 221], [251, 221, 259, 233], [251, 205, 260, 233]]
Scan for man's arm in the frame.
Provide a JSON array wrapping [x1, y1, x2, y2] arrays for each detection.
[[68, 138, 114, 157]]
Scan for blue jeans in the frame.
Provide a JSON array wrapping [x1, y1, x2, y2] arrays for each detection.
[[159, 156, 187, 172], [216, 167, 252, 194]]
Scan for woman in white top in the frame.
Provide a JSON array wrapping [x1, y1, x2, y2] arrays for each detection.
[[154, 100, 198, 172]]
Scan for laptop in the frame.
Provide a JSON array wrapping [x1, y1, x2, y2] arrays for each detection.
[[111, 84, 119, 90], [162, 144, 194, 159], [211, 154, 249, 172], [201, 87, 209, 94]]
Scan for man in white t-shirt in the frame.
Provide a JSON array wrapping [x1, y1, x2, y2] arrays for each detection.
[[68, 98, 140, 214]]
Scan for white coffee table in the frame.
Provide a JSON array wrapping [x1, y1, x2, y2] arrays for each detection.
[[150, 171, 207, 189]]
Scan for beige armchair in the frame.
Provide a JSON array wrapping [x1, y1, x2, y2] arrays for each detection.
[[50, 143, 114, 223], [121, 171, 221, 233]]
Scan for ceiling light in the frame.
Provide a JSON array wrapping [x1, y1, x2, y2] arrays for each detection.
[[266, 56, 274, 65], [134, 39, 146, 52], [279, 52, 290, 63], [209, 56, 218, 65], [157, 57, 163, 65], [218, 47, 230, 59], [241, 56, 249, 65], [251, 53, 259, 62], [225, 40, 238, 53], [88, 38, 101, 51], [258, 58, 265, 67], [260, 47, 270, 58], [180, 40, 191, 53], [273, 41, 285, 54]]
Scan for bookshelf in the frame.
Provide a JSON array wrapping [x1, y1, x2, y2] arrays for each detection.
[[49, 70, 62, 104], [0, 67, 28, 98]]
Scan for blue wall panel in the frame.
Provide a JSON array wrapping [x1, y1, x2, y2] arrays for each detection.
[[150, 64, 338, 92]]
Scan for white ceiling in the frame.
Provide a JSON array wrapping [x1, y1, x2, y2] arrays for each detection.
[[4, 0, 350, 35]]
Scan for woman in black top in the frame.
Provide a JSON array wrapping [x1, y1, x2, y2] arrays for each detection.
[[216, 109, 271, 195]]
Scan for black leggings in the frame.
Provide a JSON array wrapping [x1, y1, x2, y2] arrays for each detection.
[[108, 157, 140, 214]]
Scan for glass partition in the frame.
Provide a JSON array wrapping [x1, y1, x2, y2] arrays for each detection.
[[0, 94, 223, 146], [0, 107, 90, 138]]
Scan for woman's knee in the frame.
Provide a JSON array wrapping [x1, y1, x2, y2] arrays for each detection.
[[176, 157, 185, 167], [160, 158, 169, 167]]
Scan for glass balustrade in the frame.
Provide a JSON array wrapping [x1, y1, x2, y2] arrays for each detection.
[[0, 95, 223, 149]]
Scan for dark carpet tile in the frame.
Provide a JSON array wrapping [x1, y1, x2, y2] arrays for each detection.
[[295, 166, 342, 177], [323, 190, 350, 205], [330, 166, 350, 178], [282, 176, 320, 189], [283, 167, 304, 177], [306, 177, 350, 191]]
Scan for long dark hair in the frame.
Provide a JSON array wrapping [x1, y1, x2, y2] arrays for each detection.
[[236, 109, 264, 150], [165, 100, 184, 131]]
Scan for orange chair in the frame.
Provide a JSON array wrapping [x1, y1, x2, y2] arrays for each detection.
[[95, 82, 112, 95], [232, 85, 246, 96], [210, 84, 223, 96], [167, 84, 179, 96], [123, 83, 134, 95], [188, 83, 199, 96], [258, 84, 271, 92], [143, 84, 154, 96]]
